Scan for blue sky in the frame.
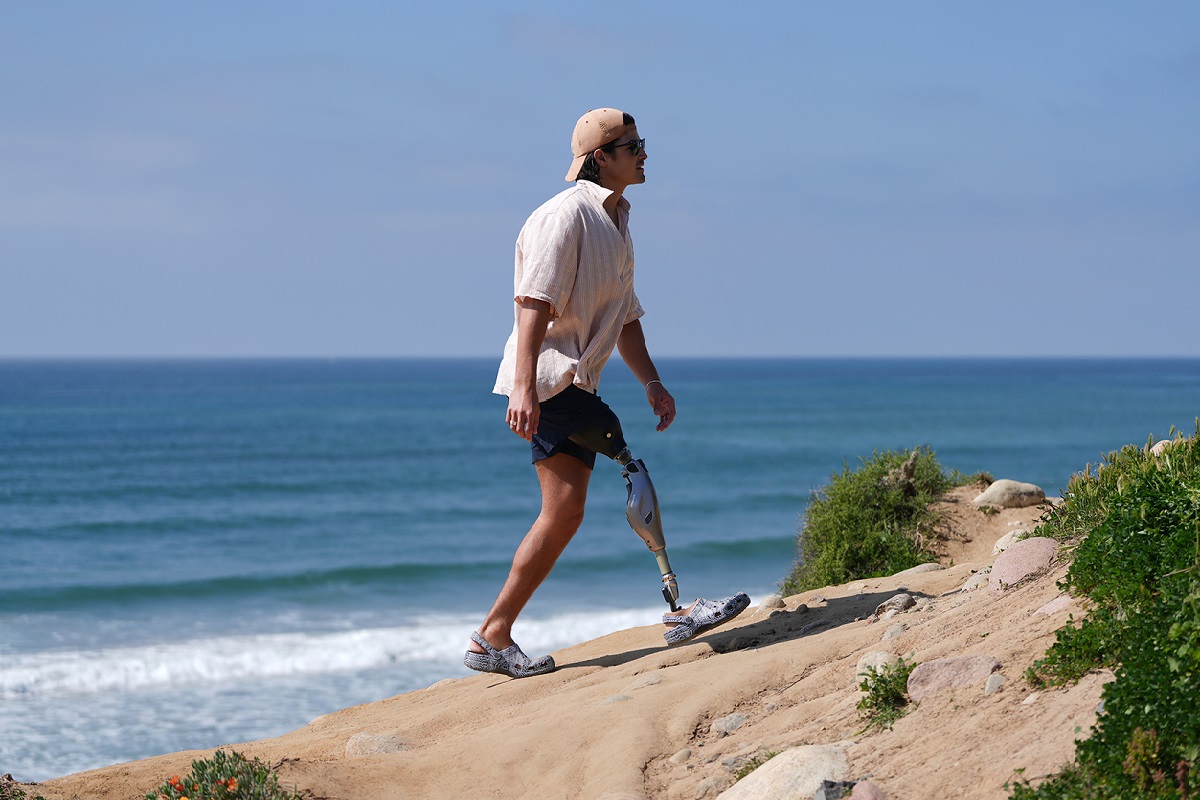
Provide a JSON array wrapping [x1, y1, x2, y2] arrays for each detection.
[[3, 3, 1197, 357]]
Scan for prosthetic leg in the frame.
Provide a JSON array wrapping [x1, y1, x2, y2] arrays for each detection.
[[569, 413, 681, 612]]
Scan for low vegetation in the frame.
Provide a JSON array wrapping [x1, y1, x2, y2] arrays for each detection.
[[145, 750, 305, 800], [1010, 426, 1200, 799], [781, 446, 968, 595], [733, 750, 780, 781], [857, 656, 918, 732], [0, 783, 47, 800]]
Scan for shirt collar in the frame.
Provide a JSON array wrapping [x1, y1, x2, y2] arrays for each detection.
[[575, 179, 632, 212]]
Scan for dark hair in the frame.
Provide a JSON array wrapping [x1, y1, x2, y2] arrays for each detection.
[[576, 112, 636, 184]]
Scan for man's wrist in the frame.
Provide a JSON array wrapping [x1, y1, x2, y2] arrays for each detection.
[[644, 379, 664, 391]]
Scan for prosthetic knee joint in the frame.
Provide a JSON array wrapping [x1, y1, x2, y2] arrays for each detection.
[[569, 418, 680, 611]]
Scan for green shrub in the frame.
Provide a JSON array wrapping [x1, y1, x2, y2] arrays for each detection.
[[0, 783, 48, 800], [1010, 425, 1200, 799], [733, 751, 780, 781], [781, 447, 958, 595], [144, 749, 305, 800], [857, 656, 917, 732]]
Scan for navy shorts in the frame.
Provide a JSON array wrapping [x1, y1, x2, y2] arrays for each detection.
[[531, 385, 626, 470]]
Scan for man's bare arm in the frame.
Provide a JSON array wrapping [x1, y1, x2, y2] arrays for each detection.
[[617, 319, 676, 432]]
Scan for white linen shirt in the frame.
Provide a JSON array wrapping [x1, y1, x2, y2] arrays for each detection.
[[494, 180, 645, 402]]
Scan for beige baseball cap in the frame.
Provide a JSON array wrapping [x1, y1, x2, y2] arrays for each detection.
[[565, 108, 634, 181]]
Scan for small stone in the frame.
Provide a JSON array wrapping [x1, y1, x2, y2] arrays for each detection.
[[800, 619, 831, 635], [809, 595, 826, 605], [1097, 700, 1106, 714], [856, 651, 901, 686], [602, 694, 632, 705], [670, 748, 692, 765], [913, 597, 932, 609], [721, 755, 745, 770], [759, 594, 786, 609], [710, 712, 748, 734], [883, 623, 906, 640], [694, 775, 732, 798], [1150, 439, 1176, 456], [764, 702, 778, 712], [1022, 692, 1041, 705], [873, 593, 915, 617], [345, 733, 411, 757], [962, 568, 991, 592], [992, 532, 1018, 555], [424, 677, 457, 690], [985, 673, 1006, 695]]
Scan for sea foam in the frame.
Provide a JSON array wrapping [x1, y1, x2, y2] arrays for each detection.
[[0, 604, 679, 698]]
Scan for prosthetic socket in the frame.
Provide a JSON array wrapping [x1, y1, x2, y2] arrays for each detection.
[[569, 415, 681, 612]]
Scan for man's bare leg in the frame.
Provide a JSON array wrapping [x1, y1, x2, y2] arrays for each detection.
[[469, 452, 592, 653]]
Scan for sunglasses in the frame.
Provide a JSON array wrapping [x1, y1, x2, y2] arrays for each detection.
[[603, 137, 646, 157]]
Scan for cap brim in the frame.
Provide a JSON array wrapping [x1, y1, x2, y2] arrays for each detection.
[[565, 152, 587, 181]]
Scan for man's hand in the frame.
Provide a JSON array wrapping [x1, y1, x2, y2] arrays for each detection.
[[646, 381, 676, 431], [507, 385, 539, 441]]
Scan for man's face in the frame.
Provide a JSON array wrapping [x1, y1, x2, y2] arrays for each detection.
[[597, 127, 647, 188]]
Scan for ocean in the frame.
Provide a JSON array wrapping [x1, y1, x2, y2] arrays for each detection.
[[2, 357, 1198, 781]]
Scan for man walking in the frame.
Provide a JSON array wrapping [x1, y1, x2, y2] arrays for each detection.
[[466, 108, 748, 679]]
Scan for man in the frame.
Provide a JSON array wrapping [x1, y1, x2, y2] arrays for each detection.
[[466, 108, 748, 679]]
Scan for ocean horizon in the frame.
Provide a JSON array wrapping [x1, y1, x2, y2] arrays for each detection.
[[3, 356, 1198, 781]]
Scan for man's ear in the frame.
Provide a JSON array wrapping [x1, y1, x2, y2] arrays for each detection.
[[592, 148, 609, 169]]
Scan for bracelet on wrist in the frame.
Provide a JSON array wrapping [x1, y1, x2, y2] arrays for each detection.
[[644, 379, 664, 391]]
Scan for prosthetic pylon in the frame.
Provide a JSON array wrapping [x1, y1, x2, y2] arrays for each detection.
[[617, 451, 680, 612]]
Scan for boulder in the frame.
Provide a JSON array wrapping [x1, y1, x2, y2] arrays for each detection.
[[972, 479, 1046, 509], [715, 745, 848, 799], [907, 654, 1001, 702], [989, 537, 1057, 594]]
